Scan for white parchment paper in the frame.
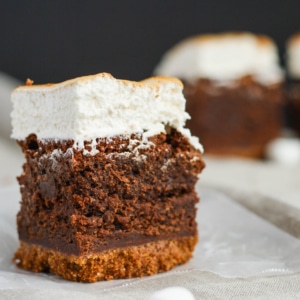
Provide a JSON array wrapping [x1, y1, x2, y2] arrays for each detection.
[[1, 184, 300, 294]]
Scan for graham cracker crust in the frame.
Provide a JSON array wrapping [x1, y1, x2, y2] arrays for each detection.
[[14, 236, 198, 282]]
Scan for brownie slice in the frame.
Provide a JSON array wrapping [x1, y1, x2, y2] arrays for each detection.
[[14, 129, 205, 282]]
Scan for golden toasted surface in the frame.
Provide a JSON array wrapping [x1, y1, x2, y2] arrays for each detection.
[[13, 72, 183, 92], [166, 32, 276, 53], [287, 32, 300, 46]]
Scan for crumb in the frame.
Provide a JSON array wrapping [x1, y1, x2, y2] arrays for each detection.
[[26, 78, 34, 86]]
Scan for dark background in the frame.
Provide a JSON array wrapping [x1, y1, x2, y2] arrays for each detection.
[[0, 1, 299, 84]]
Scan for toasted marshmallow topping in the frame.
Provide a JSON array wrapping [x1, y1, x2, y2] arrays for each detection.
[[154, 32, 283, 85], [11, 73, 202, 151], [287, 33, 300, 79]]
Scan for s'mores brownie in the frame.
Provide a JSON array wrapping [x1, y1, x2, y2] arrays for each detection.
[[11, 73, 205, 282], [154, 32, 284, 158], [286, 33, 300, 136]]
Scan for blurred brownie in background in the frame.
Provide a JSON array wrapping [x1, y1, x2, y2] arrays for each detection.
[[154, 32, 284, 158], [286, 33, 300, 137]]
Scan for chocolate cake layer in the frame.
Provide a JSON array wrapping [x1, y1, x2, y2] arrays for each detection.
[[16, 129, 204, 256], [184, 77, 284, 158], [287, 81, 300, 136]]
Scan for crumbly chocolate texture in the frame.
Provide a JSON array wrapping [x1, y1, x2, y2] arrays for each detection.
[[184, 77, 284, 158], [14, 129, 204, 281], [287, 81, 300, 136]]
